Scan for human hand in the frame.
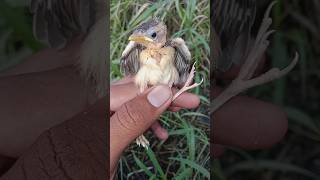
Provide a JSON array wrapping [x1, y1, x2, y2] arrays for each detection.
[[110, 77, 200, 177], [212, 61, 288, 157], [1, 97, 107, 180]]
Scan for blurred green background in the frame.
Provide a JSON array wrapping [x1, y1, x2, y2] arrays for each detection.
[[214, 1, 320, 180], [110, 0, 210, 179]]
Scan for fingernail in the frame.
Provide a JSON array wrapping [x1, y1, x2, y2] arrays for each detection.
[[147, 85, 171, 107]]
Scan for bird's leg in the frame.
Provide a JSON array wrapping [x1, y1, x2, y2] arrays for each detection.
[[136, 82, 150, 148], [210, 2, 298, 113], [136, 135, 150, 149], [136, 82, 149, 148], [173, 63, 203, 100]]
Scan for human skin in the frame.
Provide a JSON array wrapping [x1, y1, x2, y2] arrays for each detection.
[[212, 87, 288, 156], [212, 59, 288, 157]]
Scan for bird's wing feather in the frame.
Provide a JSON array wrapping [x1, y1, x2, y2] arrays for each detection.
[[213, 0, 256, 72], [120, 42, 145, 76], [166, 38, 192, 85], [30, 0, 108, 97], [29, 0, 95, 48]]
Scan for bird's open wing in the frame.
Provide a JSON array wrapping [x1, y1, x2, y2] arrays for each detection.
[[29, 0, 96, 48], [213, 0, 256, 72], [120, 41, 145, 76], [166, 38, 192, 85]]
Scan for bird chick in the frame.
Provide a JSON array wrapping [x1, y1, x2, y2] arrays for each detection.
[[121, 18, 202, 148], [129, 20, 179, 92]]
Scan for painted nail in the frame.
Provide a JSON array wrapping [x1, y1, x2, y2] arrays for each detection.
[[147, 85, 171, 107]]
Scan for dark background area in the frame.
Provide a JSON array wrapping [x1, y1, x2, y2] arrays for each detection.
[[214, 0, 320, 179], [0, 0, 40, 176]]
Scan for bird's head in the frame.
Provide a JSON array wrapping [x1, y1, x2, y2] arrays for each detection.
[[129, 18, 167, 48]]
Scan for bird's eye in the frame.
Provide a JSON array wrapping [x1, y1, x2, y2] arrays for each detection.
[[151, 32, 157, 38]]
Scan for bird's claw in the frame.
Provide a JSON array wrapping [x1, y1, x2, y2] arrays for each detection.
[[136, 135, 149, 149], [173, 62, 203, 100]]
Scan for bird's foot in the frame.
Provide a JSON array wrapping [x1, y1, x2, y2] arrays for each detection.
[[173, 63, 203, 100], [136, 135, 149, 149]]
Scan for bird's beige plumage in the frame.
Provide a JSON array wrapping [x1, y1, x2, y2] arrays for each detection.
[[136, 46, 179, 92]]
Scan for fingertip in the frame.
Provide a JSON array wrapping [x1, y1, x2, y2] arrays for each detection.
[[147, 85, 172, 108], [172, 92, 200, 109], [159, 131, 169, 140], [192, 94, 201, 108], [213, 95, 288, 150], [151, 122, 169, 140], [110, 82, 139, 111], [257, 104, 288, 148], [157, 129, 169, 140]]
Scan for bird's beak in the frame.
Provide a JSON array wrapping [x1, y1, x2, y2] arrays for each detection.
[[129, 35, 153, 43]]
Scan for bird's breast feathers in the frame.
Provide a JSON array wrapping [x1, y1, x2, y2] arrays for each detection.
[[140, 47, 175, 66], [135, 47, 179, 90]]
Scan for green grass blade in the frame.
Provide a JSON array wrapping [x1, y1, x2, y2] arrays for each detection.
[[170, 158, 210, 178], [133, 154, 155, 177], [146, 148, 167, 180]]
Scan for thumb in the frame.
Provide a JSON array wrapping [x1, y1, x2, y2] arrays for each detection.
[[110, 85, 172, 163]]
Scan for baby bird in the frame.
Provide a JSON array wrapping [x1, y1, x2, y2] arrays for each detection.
[[121, 18, 202, 148]]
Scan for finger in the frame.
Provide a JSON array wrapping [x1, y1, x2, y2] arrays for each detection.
[[212, 86, 288, 149], [171, 90, 200, 109], [151, 121, 168, 140], [111, 83, 200, 111], [110, 82, 139, 111], [110, 85, 172, 168]]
